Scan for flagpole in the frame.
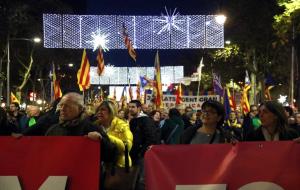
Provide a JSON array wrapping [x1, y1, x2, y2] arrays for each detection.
[[197, 79, 201, 97], [50, 62, 54, 102], [82, 90, 85, 104], [197, 56, 204, 97]]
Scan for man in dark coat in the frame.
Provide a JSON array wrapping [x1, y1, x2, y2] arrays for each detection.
[[46, 92, 117, 163], [128, 100, 159, 190]]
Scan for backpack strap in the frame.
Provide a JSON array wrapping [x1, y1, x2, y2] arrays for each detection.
[[165, 124, 179, 144]]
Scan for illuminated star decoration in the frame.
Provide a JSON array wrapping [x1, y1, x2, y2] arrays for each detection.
[[278, 94, 287, 104], [87, 29, 110, 52], [155, 7, 185, 35]]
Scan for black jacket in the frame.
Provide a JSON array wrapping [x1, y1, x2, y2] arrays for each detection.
[[245, 127, 299, 141], [23, 110, 59, 136], [180, 125, 226, 144], [46, 117, 118, 163], [129, 115, 159, 163]]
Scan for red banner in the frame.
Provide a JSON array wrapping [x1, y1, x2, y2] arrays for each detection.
[[0, 137, 100, 190], [145, 142, 300, 190]]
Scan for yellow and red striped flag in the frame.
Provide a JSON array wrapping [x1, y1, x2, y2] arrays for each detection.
[[153, 51, 163, 108], [120, 86, 127, 109], [52, 63, 62, 100], [113, 87, 116, 100], [77, 49, 91, 91], [176, 83, 183, 105], [96, 48, 105, 76], [265, 85, 274, 100], [122, 23, 137, 62], [136, 81, 141, 100], [241, 71, 250, 114], [129, 85, 133, 101], [10, 92, 20, 104]]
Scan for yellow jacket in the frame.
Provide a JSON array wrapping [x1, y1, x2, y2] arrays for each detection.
[[107, 117, 133, 167]]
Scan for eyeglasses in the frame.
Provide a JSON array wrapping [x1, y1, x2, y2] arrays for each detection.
[[201, 110, 217, 115]]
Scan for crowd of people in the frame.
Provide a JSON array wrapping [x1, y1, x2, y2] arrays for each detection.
[[1, 92, 300, 190]]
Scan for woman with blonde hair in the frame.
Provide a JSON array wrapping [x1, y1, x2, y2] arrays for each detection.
[[88, 100, 133, 168]]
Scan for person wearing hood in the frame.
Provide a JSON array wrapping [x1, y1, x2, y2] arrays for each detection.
[[245, 101, 298, 141]]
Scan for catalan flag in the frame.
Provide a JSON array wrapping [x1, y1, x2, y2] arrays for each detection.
[[10, 92, 20, 104], [176, 83, 183, 105], [99, 88, 104, 102], [122, 23, 137, 62], [77, 49, 91, 91], [136, 80, 141, 100], [52, 63, 62, 100], [113, 87, 117, 100], [224, 88, 236, 119], [120, 86, 127, 109], [153, 51, 163, 108], [96, 48, 105, 76], [241, 70, 250, 114], [129, 85, 133, 101]]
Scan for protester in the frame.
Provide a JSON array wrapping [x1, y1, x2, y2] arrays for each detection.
[[293, 112, 300, 135], [149, 110, 161, 127], [23, 98, 60, 136], [161, 108, 184, 144], [0, 107, 12, 135], [118, 108, 128, 121], [128, 100, 159, 190], [24, 105, 42, 129], [45, 92, 116, 163], [242, 104, 261, 139], [89, 100, 133, 168], [245, 101, 298, 141], [7, 102, 24, 133], [224, 112, 242, 140], [181, 100, 227, 144], [184, 111, 197, 129]]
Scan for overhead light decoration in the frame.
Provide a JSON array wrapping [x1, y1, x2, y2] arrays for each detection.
[[278, 94, 287, 104], [105, 64, 115, 76], [87, 29, 110, 52], [154, 7, 185, 35]]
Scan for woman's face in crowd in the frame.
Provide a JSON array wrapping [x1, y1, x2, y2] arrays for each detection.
[[96, 106, 110, 124], [201, 106, 221, 127], [153, 111, 161, 122], [259, 105, 277, 128], [118, 110, 125, 119]]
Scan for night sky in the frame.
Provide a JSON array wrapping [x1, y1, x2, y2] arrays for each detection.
[[61, 0, 225, 75]]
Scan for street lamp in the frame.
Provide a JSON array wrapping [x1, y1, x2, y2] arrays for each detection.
[[6, 37, 41, 106], [215, 15, 227, 25]]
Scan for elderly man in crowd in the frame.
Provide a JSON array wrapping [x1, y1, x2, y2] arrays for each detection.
[[46, 92, 95, 135], [46, 92, 117, 164]]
